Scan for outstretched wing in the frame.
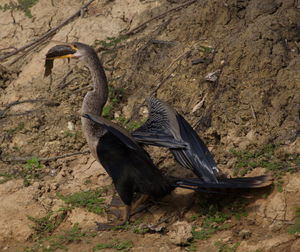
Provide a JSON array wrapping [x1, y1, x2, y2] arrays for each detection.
[[133, 96, 219, 182], [133, 96, 188, 149], [171, 113, 219, 182]]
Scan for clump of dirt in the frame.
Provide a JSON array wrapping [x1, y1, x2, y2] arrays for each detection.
[[0, 0, 299, 251]]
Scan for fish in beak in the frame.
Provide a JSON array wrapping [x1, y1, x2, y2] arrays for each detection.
[[44, 44, 77, 77]]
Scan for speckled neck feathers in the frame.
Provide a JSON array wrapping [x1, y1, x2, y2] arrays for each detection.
[[80, 47, 109, 159], [81, 51, 108, 115]]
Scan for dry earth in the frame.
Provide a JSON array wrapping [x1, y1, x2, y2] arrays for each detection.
[[0, 0, 300, 251]]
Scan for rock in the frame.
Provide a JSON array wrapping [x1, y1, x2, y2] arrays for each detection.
[[269, 221, 284, 232], [238, 229, 252, 239], [290, 238, 300, 252], [167, 221, 192, 245], [205, 69, 221, 82], [67, 121, 75, 131], [237, 234, 295, 252]]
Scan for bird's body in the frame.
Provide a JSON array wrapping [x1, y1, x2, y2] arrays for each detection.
[[45, 43, 177, 226], [45, 42, 271, 228]]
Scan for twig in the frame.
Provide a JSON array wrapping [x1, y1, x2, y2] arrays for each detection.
[[133, 18, 171, 70], [192, 93, 208, 113], [149, 68, 177, 97], [250, 105, 257, 121], [3, 109, 41, 118], [124, 0, 198, 36], [191, 58, 206, 65], [0, 46, 17, 52], [0, 0, 95, 62], [2, 150, 90, 163], [149, 48, 192, 96], [0, 98, 46, 118], [59, 69, 74, 88], [151, 40, 177, 46]]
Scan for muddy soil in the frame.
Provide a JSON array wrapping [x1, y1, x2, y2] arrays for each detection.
[[0, 0, 299, 251]]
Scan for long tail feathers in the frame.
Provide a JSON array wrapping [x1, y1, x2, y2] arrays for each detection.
[[175, 175, 272, 191]]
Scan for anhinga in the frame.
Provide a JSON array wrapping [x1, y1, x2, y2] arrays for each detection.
[[45, 42, 271, 228]]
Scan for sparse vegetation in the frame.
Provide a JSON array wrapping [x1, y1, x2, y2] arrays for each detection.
[[115, 116, 145, 132], [0, 0, 38, 18], [63, 130, 76, 137], [101, 86, 145, 131], [94, 35, 129, 51], [22, 157, 44, 186], [191, 211, 230, 240], [132, 224, 150, 234], [24, 223, 95, 252], [214, 241, 240, 252], [0, 172, 14, 184], [230, 144, 280, 176], [230, 144, 299, 192], [102, 86, 124, 119], [187, 197, 247, 250], [4, 121, 25, 135], [93, 239, 133, 251], [288, 207, 300, 234], [28, 210, 68, 238], [57, 189, 105, 214]]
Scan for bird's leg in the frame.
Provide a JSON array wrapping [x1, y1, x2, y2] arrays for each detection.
[[107, 194, 124, 218], [130, 194, 149, 216], [96, 205, 131, 231]]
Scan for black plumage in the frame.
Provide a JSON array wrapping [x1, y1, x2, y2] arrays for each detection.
[[45, 42, 271, 228], [133, 96, 219, 182], [133, 97, 271, 186]]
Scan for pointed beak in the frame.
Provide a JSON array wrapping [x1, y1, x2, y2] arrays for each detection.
[[44, 44, 77, 77]]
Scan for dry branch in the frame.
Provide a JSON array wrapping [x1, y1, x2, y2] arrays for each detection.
[[124, 0, 198, 36], [0, 0, 95, 62], [0, 98, 45, 118]]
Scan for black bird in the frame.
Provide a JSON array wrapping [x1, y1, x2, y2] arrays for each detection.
[[45, 42, 271, 228]]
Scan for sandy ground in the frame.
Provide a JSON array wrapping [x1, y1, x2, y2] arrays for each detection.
[[0, 0, 299, 251]]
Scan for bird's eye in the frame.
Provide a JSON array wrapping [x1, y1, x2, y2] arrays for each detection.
[[72, 44, 78, 49]]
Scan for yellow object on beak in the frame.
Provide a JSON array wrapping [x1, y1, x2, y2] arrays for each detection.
[[44, 44, 78, 77], [45, 44, 77, 60]]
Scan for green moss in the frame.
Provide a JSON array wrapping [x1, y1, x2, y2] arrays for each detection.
[[57, 189, 105, 214]]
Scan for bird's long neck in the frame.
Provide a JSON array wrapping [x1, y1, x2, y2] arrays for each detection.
[[81, 51, 108, 160], [82, 53, 108, 115]]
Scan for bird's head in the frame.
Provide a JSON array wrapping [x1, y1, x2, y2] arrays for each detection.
[[45, 42, 93, 60], [44, 42, 95, 77]]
